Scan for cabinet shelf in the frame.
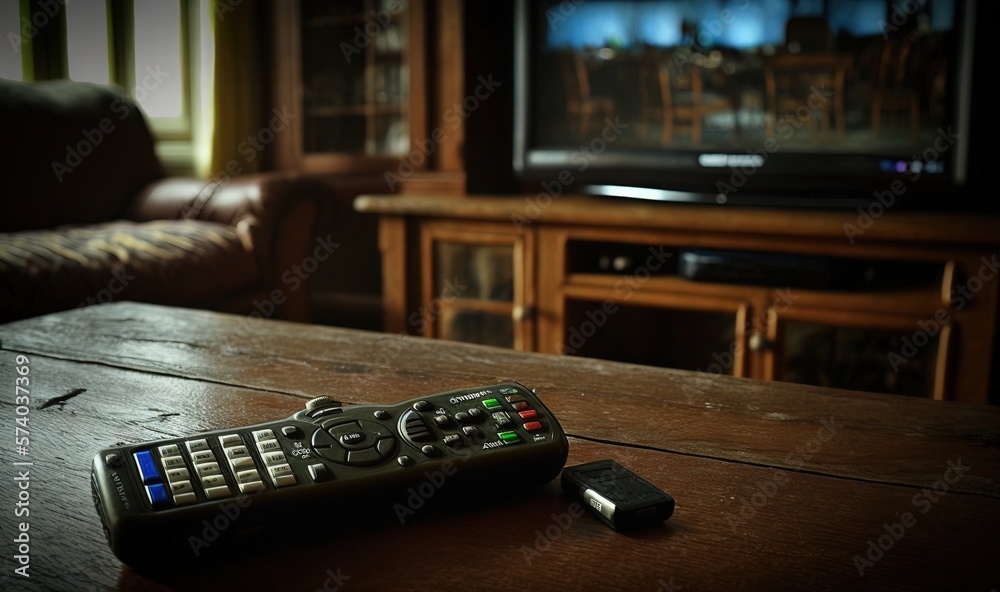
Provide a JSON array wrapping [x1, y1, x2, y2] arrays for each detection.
[[564, 273, 945, 315]]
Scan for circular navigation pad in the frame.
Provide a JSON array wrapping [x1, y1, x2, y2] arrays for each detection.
[[311, 419, 397, 466]]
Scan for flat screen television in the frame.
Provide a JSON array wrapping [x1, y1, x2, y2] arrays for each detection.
[[511, 0, 988, 209]]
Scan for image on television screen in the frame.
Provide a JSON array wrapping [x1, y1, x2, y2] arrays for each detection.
[[529, 0, 963, 180]]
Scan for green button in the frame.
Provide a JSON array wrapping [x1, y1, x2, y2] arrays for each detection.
[[483, 398, 501, 409], [498, 431, 520, 443]]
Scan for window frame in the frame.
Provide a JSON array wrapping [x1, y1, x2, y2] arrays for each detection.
[[17, 0, 203, 172]]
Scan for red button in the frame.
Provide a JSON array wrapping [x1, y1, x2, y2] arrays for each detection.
[[511, 401, 528, 411], [524, 421, 542, 431], [518, 409, 537, 419]]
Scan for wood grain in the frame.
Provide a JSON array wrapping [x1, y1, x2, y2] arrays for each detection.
[[0, 302, 998, 591]]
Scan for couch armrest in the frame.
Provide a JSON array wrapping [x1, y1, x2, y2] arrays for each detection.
[[126, 173, 332, 320]]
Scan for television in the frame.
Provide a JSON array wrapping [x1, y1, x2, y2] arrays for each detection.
[[506, 0, 989, 209]]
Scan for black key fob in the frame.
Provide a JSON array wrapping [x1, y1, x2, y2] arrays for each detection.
[[561, 460, 674, 531]]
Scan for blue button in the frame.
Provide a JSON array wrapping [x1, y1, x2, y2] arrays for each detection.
[[145, 483, 170, 509], [133, 450, 161, 484]]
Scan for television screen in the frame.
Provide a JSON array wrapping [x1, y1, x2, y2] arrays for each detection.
[[514, 0, 979, 208]]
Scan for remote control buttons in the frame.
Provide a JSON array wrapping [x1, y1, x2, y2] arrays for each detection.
[[401, 411, 433, 442], [312, 420, 397, 466], [185, 439, 210, 453], [219, 434, 242, 448], [498, 431, 521, 444], [158, 444, 180, 457], [492, 412, 512, 428], [145, 483, 170, 509], [308, 463, 331, 483], [133, 450, 160, 485], [524, 421, 543, 432], [373, 410, 391, 420], [338, 431, 367, 448], [281, 425, 303, 439], [413, 400, 434, 412], [252, 429, 275, 442], [482, 398, 502, 410]]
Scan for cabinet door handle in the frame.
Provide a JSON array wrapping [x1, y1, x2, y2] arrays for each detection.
[[941, 260, 960, 308], [748, 333, 772, 352], [513, 305, 535, 321]]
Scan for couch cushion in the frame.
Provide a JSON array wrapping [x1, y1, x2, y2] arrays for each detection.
[[0, 220, 258, 323]]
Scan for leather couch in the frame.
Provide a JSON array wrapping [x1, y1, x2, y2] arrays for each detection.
[[0, 78, 332, 324]]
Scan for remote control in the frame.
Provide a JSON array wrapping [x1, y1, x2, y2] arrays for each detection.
[[91, 382, 568, 568], [561, 460, 674, 531]]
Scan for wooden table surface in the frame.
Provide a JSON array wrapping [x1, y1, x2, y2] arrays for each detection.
[[1, 302, 998, 591]]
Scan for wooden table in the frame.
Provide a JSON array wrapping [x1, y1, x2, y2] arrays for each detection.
[[1, 302, 998, 591]]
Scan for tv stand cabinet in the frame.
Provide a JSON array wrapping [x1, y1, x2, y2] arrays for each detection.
[[354, 194, 1000, 404]]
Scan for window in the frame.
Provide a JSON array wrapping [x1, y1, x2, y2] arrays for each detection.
[[6, 0, 213, 174]]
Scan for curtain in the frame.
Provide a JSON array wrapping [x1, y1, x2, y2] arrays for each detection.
[[209, 0, 264, 179]]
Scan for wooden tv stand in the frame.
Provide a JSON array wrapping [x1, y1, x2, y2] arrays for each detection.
[[354, 194, 1000, 404]]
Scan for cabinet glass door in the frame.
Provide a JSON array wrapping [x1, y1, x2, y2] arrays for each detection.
[[433, 243, 515, 347], [299, 0, 409, 155], [766, 307, 952, 398], [421, 223, 533, 350], [556, 291, 752, 376]]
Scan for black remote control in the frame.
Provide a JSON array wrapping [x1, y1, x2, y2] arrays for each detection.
[[91, 382, 568, 568], [561, 460, 674, 531]]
